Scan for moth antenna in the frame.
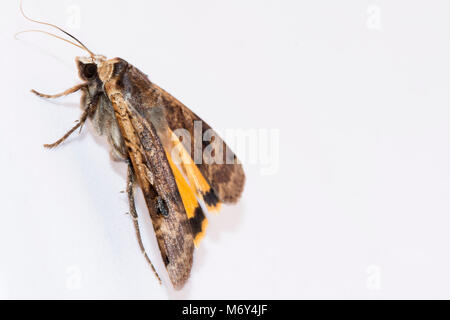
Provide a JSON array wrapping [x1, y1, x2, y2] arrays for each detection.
[[15, 30, 86, 51], [19, 0, 95, 57]]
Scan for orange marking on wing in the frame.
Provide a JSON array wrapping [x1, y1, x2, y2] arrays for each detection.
[[166, 151, 197, 219], [168, 129, 222, 213], [166, 151, 208, 246], [193, 219, 209, 248]]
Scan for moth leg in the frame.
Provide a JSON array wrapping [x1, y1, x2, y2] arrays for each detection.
[[127, 161, 162, 285], [126, 162, 139, 221], [44, 92, 100, 149], [31, 83, 87, 99]]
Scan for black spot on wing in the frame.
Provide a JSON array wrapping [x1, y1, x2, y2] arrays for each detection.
[[164, 255, 170, 266], [189, 206, 206, 237], [202, 189, 220, 207], [156, 196, 169, 217]]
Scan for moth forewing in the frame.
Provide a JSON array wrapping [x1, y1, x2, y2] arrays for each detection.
[[100, 59, 195, 288]]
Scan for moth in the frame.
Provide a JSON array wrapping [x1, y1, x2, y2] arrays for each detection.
[[18, 2, 245, 289]]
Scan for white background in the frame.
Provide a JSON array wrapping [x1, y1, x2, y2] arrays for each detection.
[[0, 0, 449, 299]]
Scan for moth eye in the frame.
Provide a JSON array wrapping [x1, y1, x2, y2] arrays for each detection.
[[83, 63, 97, 79]]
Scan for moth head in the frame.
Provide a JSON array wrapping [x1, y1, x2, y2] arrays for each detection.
[[76, 55, 107, 81]]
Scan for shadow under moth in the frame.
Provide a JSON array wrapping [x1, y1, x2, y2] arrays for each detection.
[[18, 2, 245, 289]]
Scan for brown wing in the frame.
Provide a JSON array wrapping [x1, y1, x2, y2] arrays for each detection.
[[102, 58, 197, 289], [116, 63, 245, 205]]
